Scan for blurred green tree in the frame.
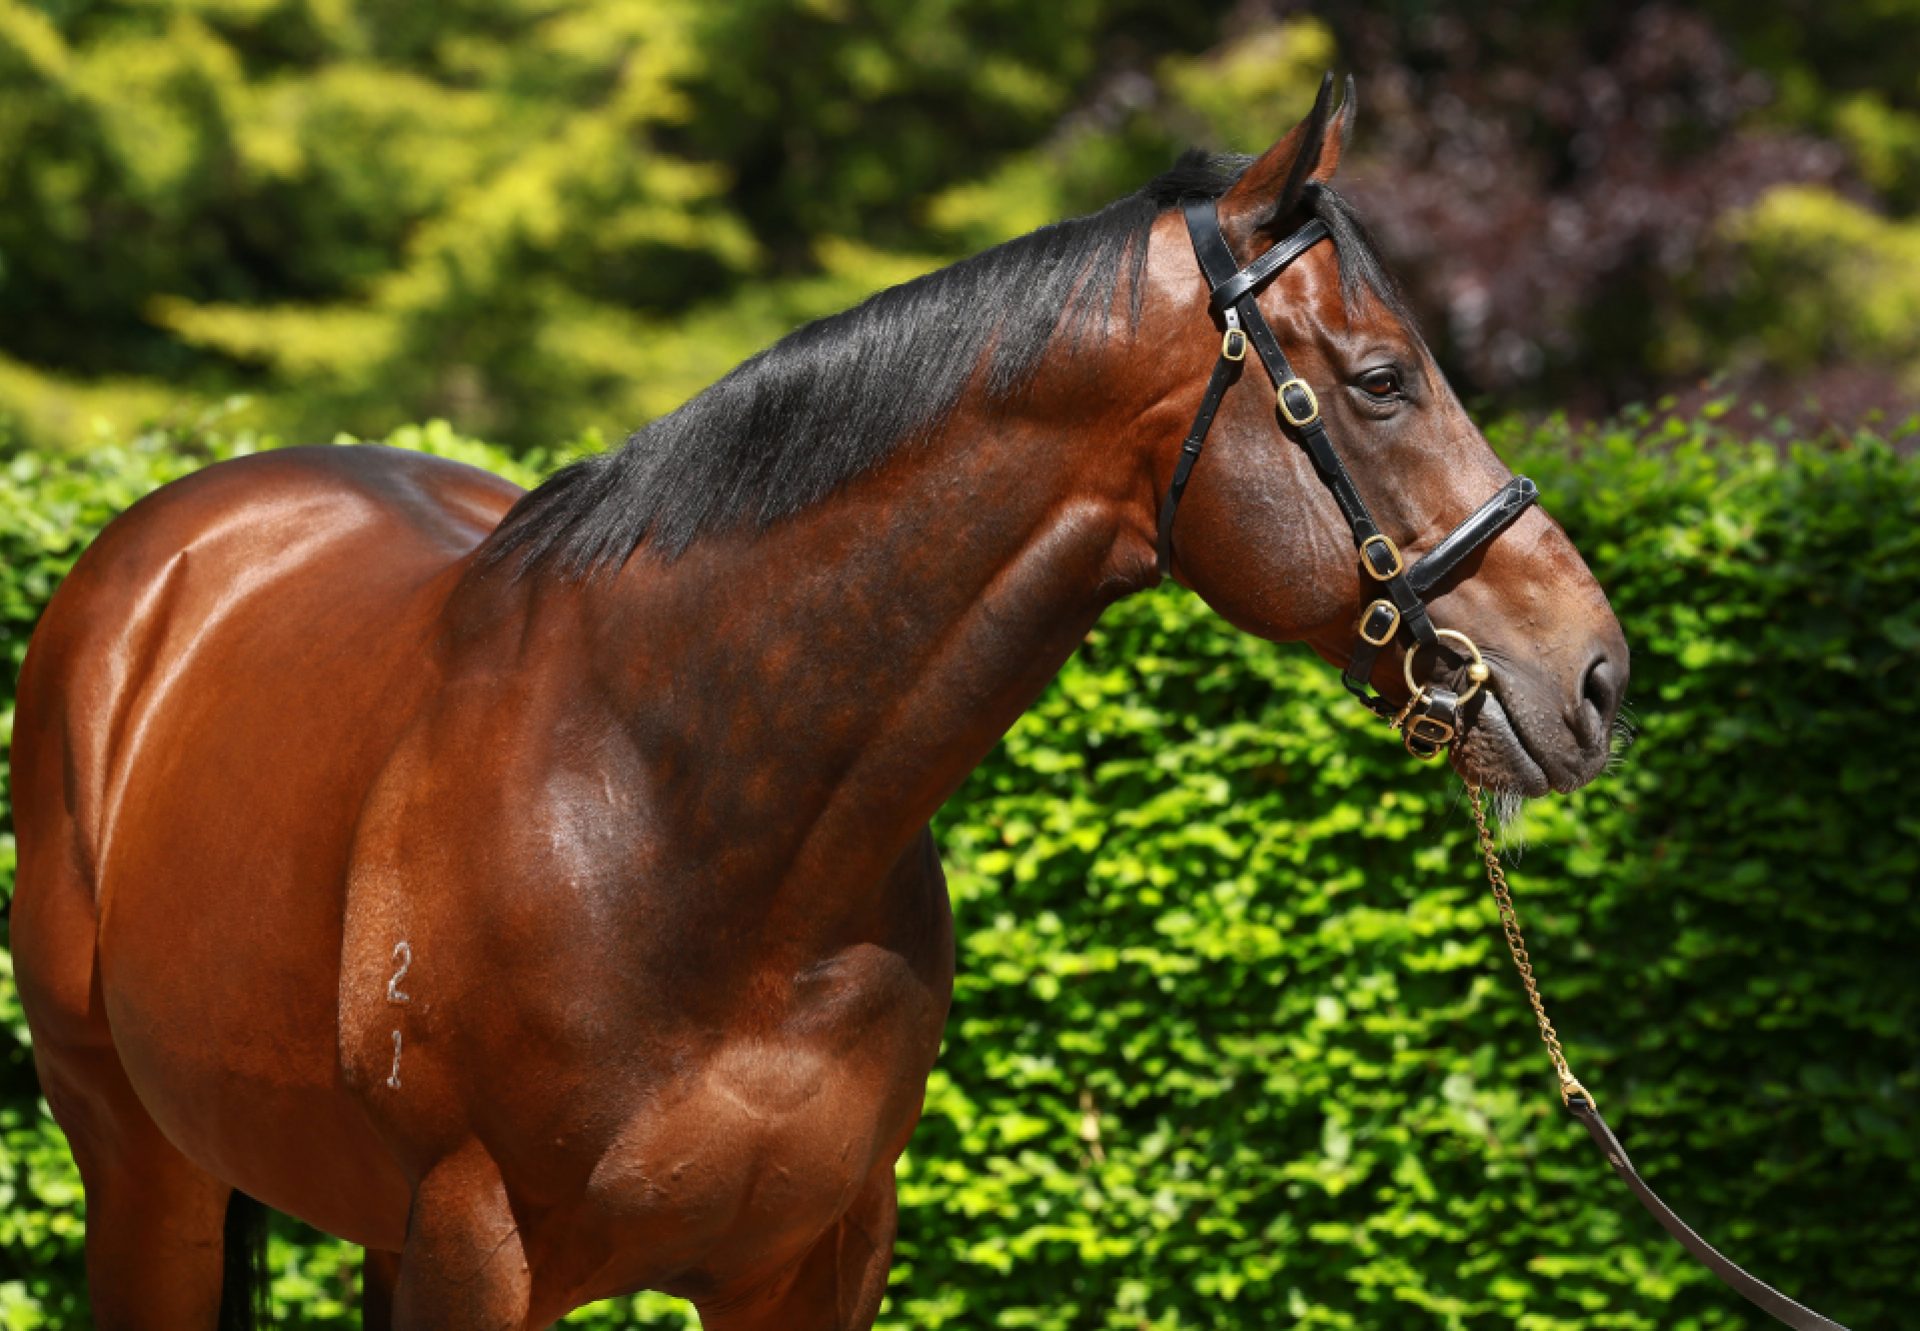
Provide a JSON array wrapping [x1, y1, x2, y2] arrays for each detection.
[[0, 0, 1267, 449], [7, 2, 1920, 448]]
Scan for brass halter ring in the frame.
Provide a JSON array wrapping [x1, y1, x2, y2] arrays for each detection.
[[1402, 628, 1491, 707]]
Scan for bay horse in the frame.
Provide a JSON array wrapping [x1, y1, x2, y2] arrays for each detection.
[[11, 80, 1626, 1329]]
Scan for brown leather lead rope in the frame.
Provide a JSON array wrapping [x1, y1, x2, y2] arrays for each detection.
[[1466, 787, 1851, 1331]]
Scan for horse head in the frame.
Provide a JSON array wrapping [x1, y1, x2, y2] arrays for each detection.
[[1139, 77, 1628, 796]]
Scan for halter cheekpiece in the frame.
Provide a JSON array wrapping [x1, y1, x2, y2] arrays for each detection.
[[1156, 196, 1540, 758]]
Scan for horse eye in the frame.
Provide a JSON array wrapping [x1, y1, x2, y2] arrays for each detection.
[[1358, 368, 1402, 399]]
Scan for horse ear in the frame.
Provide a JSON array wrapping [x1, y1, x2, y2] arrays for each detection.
[[1217, 74, 1354, 250], [1313, 75, 1357, 184]]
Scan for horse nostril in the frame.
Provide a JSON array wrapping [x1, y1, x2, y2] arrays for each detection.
[[1574, 653, 1624, 745]]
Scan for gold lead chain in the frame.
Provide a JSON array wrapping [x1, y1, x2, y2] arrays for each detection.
[[1467, 785, 1592, 1110]]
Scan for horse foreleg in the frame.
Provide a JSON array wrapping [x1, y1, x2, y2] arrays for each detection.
[[697, 1166, 899, 1331], [391, 1142, 534, 1331]]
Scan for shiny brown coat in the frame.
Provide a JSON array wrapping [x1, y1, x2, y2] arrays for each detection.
[[10, 97, 1625, 1329]]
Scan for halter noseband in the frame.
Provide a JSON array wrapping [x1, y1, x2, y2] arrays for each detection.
[[1157, 197, 1540, 759]]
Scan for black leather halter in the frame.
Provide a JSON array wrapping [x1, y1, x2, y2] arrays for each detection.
[[1157, 197, 1539, 757]]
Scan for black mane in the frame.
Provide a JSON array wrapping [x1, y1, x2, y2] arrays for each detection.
[[480, 155, 1399, 577]]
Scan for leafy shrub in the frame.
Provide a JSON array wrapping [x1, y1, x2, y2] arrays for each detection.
[[1, 412, 1915, 1328]]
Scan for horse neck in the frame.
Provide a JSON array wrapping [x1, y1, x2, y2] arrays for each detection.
[[579, 398, 1158, 920]]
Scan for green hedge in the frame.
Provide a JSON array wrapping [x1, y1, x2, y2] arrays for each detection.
[[2, 413, 1917, 1328]]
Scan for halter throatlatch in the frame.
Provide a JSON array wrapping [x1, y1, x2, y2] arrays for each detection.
[[1156, 197, 1539, 759]]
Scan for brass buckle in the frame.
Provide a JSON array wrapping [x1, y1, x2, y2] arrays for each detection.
[[1394, 687, 1453, 760], [1402, 628, 1489, 707], [1359, 534, 1403, 581], [1356, 599, 1400, 647], [1403, 712, 1455, 754], [1276, 377, 1320, 426], [1221, 328, 1247, 362]]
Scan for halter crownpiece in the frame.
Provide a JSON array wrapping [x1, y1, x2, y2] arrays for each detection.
[[1156, 196, 1539, 758]]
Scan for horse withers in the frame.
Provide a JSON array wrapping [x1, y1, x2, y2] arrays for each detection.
[[10, 79, 1625, 1329]]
